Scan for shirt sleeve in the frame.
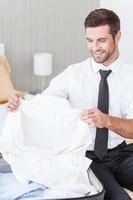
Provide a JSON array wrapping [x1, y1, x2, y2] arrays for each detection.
[[42, 65, 72, 99]]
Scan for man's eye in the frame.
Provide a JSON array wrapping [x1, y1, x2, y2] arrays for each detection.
[[99, 39, 106, 42], [87, 40, 92, 43]]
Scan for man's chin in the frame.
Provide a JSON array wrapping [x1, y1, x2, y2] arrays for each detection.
[[93, 56, 104, 64]]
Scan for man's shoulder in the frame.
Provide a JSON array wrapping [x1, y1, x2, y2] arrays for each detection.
[[120, 60, 133, 74], [68, 57, 91, 72], [120, 60, 133, 70], [119, 60, 133, 84], [52, 58, 91, 80]]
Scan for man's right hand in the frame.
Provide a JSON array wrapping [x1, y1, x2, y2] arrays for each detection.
[[7, 95, 21, 112]]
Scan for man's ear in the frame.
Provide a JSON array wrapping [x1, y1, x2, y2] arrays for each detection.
[[115, 31, 121, 43]]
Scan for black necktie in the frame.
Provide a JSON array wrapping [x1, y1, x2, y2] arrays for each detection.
[[94, 69, 112, 160]]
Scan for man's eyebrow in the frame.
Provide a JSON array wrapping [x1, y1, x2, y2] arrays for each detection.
[[86, 37, 92, 40], [98, 37, 107, 39], [86, 37, 108, 40]]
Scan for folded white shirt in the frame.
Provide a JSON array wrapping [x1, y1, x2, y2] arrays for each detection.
[[0, 95, 96, 198]]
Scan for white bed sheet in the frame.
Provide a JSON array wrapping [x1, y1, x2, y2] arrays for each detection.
[[0, 94, 34, 136], [0, 104, 7, 136]]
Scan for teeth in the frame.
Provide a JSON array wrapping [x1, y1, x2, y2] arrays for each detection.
[[94, 52, 103, 55], [95, 54, 102, 56]]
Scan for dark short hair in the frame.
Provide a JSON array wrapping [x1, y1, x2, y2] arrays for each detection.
[[84, 8, 120, 38]]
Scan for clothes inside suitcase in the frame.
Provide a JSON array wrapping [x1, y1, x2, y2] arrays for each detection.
[[0, 163, 105, 200]]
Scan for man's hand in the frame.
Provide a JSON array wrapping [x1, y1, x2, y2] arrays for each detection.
[[81, 108, 109, 128], [7, 95, 21, 112]]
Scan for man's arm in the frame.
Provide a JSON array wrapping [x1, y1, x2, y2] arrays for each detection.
[[106, 115, 133, 138], [7, 66, 71, 112], [81, 108, 133, 139]]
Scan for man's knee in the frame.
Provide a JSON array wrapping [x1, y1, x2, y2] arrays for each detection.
[[116, 156, 133, 177], [115, 156, 133, 190], [90, 161, 132, 200]]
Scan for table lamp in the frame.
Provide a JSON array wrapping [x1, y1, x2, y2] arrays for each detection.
[[34, 53, 53, 92]]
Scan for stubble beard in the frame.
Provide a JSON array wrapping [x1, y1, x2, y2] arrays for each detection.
[[91, 45, 116, 64]]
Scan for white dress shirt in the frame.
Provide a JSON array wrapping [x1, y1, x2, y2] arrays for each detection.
[[43, 57, 133, 150]]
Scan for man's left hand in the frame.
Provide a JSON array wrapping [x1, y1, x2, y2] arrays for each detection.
[[81, 108, 109, 128]]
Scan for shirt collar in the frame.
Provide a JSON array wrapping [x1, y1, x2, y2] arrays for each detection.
[[90, 56, 121, 74]]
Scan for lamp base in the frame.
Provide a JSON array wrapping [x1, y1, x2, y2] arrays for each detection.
[[41, 76, 47, 93]]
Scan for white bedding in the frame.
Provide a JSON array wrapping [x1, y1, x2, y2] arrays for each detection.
[[0, 94, 34, 136], [0, 95, 97, 198], [0, 104, 8, 135]]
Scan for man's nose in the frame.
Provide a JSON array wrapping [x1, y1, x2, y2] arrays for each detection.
[[91, 42, 100, 52]]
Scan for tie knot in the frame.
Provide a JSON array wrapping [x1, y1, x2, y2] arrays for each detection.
[[99, 70, 112, 79]]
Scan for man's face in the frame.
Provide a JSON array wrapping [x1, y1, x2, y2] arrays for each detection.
[[85, 25, 120, 66]]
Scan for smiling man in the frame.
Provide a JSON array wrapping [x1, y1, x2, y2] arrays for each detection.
[[86, 25, 120, 65], [7, 8, 133, 200]]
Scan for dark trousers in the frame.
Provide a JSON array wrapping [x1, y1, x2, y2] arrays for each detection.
[[86, 142, 133, 200]]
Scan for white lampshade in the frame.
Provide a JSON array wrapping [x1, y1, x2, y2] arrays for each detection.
[[34, 53, 52, 76], [0, 43, 5, 56]]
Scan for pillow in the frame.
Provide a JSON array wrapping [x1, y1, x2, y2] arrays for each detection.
[[0, 56, 26, 104]]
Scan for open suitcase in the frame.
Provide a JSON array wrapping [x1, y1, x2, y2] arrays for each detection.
[[0, 162, 105, 200]]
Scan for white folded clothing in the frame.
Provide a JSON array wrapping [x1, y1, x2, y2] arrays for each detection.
[[0, 95, 96, 197]]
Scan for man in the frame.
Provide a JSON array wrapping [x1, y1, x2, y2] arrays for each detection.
[[8, 9, 133, 200]]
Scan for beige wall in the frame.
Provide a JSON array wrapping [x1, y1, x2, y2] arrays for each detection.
[[0, 0, 99, 94]]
